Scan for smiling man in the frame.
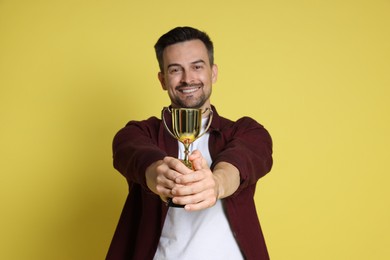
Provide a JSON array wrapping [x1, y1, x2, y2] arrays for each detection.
[[107, 26, 273, 260]]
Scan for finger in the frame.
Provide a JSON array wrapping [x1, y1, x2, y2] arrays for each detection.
[[156, 173, 176, 189], [154, 162, 181, 197], [174, 171, 202, 185], [156, 184, 173, 199], [163, 156, 193, 175], [171, 182, 196, 197], [189, 149, 202, 160], [185, 199, 216, 211], [157, 158, 188, 182], [172, 174, 216, 198], [171, 191, 202, 207], [188, 150, 205, 170], [189, 151, 209, 171], [181, 192, 218, 211]]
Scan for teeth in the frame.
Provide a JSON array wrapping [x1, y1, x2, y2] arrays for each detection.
[[182, 88, 198, 94]]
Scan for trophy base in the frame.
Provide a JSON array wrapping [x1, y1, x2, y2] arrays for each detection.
[[167, 198, 185, 208]]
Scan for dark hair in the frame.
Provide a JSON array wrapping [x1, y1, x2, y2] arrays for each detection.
[[154, 26, 214, 72]]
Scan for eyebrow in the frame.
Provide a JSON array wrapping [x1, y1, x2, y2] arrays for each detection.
[[191, 59, 206, 65], [167, 59, 206, 69]]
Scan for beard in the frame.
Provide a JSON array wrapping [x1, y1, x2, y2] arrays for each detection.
[[171, 85, 212, 108]]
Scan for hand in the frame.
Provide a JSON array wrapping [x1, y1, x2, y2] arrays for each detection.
[[171, 150, 219, 211], [145, 156, 192, 202]]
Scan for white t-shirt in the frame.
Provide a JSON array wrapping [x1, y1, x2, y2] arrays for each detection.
[[154, 119, 243, 260]]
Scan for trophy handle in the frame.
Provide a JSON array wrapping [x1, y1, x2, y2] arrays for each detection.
[[195, 108, 213, 140], [161, 107, 177, 139]]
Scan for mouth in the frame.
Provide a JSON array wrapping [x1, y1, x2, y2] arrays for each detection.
[[176, 83, 203, 94], [180, 87, 200, 94]]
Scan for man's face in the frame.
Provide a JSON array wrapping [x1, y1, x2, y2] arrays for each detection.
[[158, 39, 218, 109]]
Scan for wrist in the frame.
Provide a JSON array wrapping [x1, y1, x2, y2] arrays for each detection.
[[213, 162, 240, 199], [213, 173, 223, 199]]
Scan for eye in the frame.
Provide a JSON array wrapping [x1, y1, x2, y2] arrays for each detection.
[[193, 64, 203, 70], [168, 67, 182, 74]]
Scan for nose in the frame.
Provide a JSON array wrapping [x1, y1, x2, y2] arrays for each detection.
[[180, 70, 195, 84]]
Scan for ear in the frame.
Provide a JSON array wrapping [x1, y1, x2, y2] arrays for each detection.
[[211, 64, 218, 84], [158, 72, 167, 90]]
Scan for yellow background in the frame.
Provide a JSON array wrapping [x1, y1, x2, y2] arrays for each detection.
[[1, 0, 389, 259]]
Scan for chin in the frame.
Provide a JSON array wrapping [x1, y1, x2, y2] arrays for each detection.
[[173, 96, 209, 109]]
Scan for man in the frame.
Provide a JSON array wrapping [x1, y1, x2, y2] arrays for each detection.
[[107, 26, 273, 260]]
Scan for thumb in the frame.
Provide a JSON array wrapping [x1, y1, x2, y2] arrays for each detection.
[[190, 150, 208, 170]]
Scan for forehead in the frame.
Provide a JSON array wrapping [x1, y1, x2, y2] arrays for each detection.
[[162, 39, 209, 66]]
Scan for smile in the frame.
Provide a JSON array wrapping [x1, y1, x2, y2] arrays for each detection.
[[180, 87, 200, 94], [176, 83, 203, 94]]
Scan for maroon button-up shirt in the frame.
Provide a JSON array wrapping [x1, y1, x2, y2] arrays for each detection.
[[107, 106, 273, 260]]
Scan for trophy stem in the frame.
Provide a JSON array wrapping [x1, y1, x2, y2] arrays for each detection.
[[182, 141, 192, 169]]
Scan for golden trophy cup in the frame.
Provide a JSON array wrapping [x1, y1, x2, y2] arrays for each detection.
[[162, 107, 213, 207], [162, 107, 213, 168]]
